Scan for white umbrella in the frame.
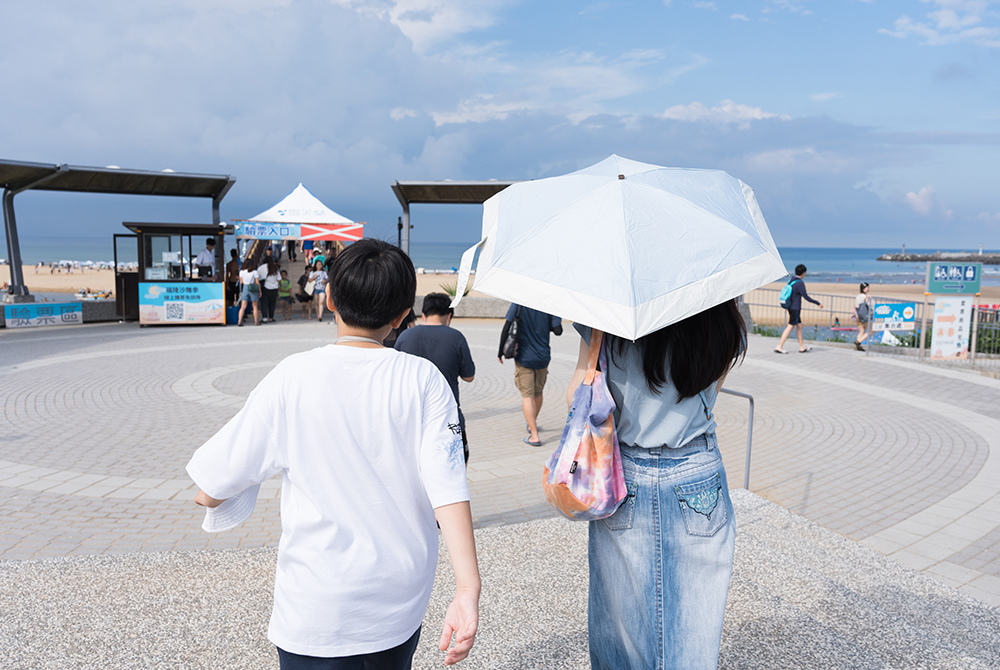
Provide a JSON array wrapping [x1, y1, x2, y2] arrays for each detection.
[[451, 155, 786, 340]]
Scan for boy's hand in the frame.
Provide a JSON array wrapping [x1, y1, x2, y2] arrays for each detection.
[[439, 587, 479, 665]]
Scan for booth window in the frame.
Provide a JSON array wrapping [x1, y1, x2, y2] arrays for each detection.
[[143, 234, 193, 281]]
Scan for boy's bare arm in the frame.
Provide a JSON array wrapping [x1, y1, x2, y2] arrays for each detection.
[[193, 490, 226, 508], [434, 501, 481, 666]]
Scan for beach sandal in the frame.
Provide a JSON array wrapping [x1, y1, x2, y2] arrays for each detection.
[[773, 348, 788, 354], [799, 347, 812, 353], [523, 436, 542, 447]]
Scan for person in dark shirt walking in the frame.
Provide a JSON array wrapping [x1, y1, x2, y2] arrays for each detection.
[[395, 293, 476, 462], [498, 304, 563, 446], [775, 264, 823, 354]]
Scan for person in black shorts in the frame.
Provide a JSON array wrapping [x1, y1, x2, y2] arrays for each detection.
[[775, 264, 823, 354]]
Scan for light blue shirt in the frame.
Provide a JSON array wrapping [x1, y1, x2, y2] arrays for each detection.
[[575, 324, 717, 449]]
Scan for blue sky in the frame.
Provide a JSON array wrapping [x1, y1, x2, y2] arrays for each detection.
[[1, 0, 998, 251]]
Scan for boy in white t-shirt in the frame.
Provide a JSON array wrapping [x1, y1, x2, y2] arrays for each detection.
[[187, 239, 480, 668]]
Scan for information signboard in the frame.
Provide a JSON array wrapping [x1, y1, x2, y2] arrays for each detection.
[[930, 296, 973, 359], [138, 282, 225, 325], [871, 302, 916, 332], [927, 262, 981, 295], [3, 302, 83, 328]]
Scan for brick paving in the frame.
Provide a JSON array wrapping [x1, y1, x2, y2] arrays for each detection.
[[1, 316, 999, 607]]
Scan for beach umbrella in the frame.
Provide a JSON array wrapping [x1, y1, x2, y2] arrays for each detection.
[[451, 154, 786, 340]]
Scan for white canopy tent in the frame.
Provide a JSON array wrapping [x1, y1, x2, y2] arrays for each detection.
[[234, 184, 364, 241]]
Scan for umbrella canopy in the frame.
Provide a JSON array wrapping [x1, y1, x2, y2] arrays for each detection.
[[452, 155, 786, 340]]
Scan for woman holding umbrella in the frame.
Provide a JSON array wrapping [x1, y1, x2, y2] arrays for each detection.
[[452, 155, 786, 670], [568, 303, 746, 669]]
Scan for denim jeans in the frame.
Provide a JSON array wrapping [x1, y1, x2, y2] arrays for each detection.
[[589, 433, 735, 670]]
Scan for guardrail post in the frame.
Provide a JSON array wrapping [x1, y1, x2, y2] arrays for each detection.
[[719, 388, 755, 489]]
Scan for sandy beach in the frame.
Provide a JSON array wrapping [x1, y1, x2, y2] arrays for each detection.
[[5, 264, 999, 307]]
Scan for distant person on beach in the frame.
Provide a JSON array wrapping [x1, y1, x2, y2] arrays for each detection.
[[287, 239, 297, 262], [225, 250, 241, 306], [302, 239, 315, 264], [187, 239, 480, 668], [196, 238, 217, 279], [775, 264, 823, 354], [854, 282, 871, 352], [395, 293, 476, 463], [498, 304, 563, 446]]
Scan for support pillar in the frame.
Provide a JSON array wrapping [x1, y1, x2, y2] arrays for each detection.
[[2, 188, 32, 302]]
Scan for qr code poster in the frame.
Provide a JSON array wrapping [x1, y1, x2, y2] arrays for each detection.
[[164, 301, 186, 321], [138, 283, 225, 326]]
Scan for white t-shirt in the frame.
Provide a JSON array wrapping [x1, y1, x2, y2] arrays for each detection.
[[257, 264, 280, 290], [196, 247, 215, 268], [186, 345, 468, 657], [239, 268, 257, 286], [855, 293, 868, 309]]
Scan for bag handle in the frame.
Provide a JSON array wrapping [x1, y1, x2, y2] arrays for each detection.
[[583, 329, 604, 386]]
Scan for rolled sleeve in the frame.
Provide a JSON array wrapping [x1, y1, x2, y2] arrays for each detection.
[[186, 382, 285, 500]]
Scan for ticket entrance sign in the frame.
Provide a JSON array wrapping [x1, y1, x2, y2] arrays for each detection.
[[930, 296, 973, 359], [871, 302, 915, 332], [927, 262, 981, 295], [3, 302, 83, 328]]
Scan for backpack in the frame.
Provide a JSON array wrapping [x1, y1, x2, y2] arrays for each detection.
[[543, 330, 627, 521], [779, 278, 799, 309]]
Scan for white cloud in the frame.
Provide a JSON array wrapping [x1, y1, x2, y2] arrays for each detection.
[[905, 185, 938, 215], [390, 107, 418, 120], [977, 211, 1000, 224], [880, 0, 1000, 48], [660, 100, 790, 127], [810, 92, 842, 102], [693, 2, 717, 10], [731, 13, 750, 21], [747, 147, 854, 173], [331, 0, 509, 52]]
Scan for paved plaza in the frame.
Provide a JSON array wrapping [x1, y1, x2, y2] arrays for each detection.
[[1, 315, 999, 612]]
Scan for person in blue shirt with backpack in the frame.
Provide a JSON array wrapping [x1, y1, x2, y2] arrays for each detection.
[[775, 264, 823, 354]]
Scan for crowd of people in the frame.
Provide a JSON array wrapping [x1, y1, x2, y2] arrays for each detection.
[[225, 241, 342, 326]]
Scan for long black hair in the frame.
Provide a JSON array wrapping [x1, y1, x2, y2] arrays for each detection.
[[610, 298, 747, 399]]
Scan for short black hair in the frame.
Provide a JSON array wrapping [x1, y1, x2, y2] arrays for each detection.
[[230, 249, 237, 258], [422, 292, 454, 317], [795, 264, 807, 276], [329, 239, 415, 329], [206, 238, 216, 247]]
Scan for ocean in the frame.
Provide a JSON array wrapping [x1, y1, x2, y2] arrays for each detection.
[[6, 237, 1000, 286]]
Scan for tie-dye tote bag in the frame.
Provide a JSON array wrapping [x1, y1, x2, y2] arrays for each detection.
[[543, 329, 627, 520]]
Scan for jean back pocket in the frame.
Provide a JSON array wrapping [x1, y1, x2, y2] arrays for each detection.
[[674, 472, 727, 537], [601, 481, 638, 531]]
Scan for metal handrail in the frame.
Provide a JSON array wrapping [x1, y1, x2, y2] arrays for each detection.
[[719, 387, 755, 489]]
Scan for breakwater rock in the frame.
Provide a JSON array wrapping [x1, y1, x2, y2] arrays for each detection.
[[878, 252, 1000, 264]]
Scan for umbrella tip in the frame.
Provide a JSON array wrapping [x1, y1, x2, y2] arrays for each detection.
[[618, 174, 625, 180]]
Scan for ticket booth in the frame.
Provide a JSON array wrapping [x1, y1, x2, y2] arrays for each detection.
[[119, 222, 233, 326]]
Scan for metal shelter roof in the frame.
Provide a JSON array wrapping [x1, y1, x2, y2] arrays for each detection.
[[389, 180, 519, 254], [2, 159, 236, 300], [0, 159, 234, 198], [390, 180, 517, 207]]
